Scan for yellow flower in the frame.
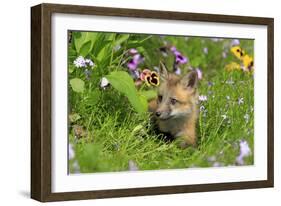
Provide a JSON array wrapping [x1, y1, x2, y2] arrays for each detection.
[[242, 54, 254, 71], [230, 46, 245, 60], [145, 71, 160, 87], [225, 62, 241, 72]]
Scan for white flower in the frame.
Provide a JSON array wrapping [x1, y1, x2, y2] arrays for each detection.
[[196, 68, 203, 80], [226, 96, 230, 100], [174, 67, 181, 75], [200, 105, 205, 112], [114, 45, 121, 51], [199, 95, 207, 102], [73, 56, 86, 68], [85, 58, 94, 67], [221, 114, 227, 120], [244, 114, 250, 123], [238, 97, 244, 105], [236, 140, 251, 165], [100, 77, 110, 89]]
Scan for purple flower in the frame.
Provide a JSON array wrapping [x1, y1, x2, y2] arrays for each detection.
[[170, 46, 188, 65], [236, 140, 251, 165], [127, 59, 138, 70], [170, 46, 177, 53], [127, 54, 143, 71], [129, 48, 138, 55], [175, 53, 188, 64], [231, 39, 240, 46]]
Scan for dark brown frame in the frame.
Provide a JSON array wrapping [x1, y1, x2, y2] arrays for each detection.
[[31, 3, 274, 202]]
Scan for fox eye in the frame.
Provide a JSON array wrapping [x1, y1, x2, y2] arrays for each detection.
[[158, 95, 163, 102], [170, 98, 178, 105]]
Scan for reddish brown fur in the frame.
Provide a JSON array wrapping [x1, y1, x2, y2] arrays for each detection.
[[149, 67, 198, 148]]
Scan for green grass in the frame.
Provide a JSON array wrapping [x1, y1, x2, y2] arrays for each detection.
[[68, 32, 254, 173]]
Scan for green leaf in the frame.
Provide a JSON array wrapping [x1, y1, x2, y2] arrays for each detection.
[[73, 32, 97, 54], [139, 90, 157, 101], [105, 71, 147, 113], [79, 40, 92, 57], [68, 64, 75, 73], [127, 35, 152, 48], [70, 78, 85, 93], [114, 34, 130, 46]]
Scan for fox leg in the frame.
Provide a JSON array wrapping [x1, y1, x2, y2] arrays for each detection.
[[176, 123, 197, 149]]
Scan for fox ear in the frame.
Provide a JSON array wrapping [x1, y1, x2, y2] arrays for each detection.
[[181, 70, 198, 90], [159, 61, 168, 80]]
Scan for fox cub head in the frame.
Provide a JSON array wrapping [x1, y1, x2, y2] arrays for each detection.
[[155, 63, 198, 120]]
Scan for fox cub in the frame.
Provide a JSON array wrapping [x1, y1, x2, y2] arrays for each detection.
[[149, 63, 199, 148]]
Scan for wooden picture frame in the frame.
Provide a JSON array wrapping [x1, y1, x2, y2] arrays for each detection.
[[31, 3, 274, 202]]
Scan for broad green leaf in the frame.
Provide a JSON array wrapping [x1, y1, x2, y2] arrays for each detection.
[[79, 40, 92, 57], [106, 71, 147, 113], [139, 90, 157, 101], [84, 89, 101, 106], [70, 78, 85, 93], [73, 32, 97, 53]]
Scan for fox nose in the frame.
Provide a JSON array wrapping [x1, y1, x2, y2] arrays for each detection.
[[155, 111, 161, 117]]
